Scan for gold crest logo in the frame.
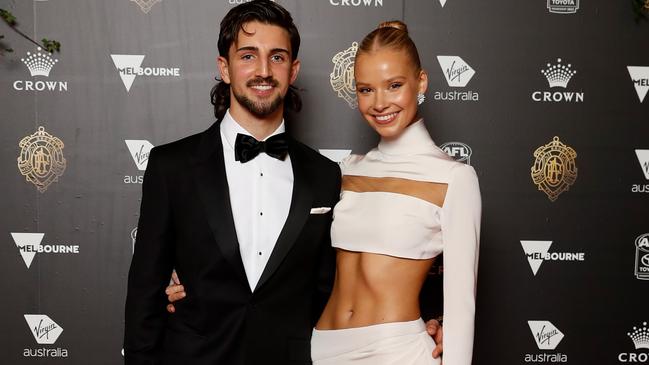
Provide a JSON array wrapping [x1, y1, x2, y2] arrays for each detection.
[[330, 42, 358, 109], [531, 136, 577, 202], [131, 0, 161, 14], [17, 126, 66, 193]]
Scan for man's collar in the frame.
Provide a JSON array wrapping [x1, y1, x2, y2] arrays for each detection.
[[220, 109, 286, 150]]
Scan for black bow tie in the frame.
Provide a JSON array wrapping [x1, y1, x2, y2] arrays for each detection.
[[234, 133, 289, 163]]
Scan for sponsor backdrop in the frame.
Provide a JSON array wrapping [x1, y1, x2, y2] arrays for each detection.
[[1, 0, 648, 364]]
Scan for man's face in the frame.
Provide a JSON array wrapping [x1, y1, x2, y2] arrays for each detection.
[[218, 21, 300, 120]]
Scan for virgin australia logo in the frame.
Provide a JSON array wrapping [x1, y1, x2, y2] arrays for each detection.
[[525, 321, 568, 363], [632, 150, 649, 193], [437, 56, 475, 87], [435, 56, 479, 101], [125, 140, 153, 171], [24, 315, 63, 344], [528, 321, 564, 350], [124, 140, 154, 184]]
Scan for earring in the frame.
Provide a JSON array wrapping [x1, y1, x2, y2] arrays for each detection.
[[417, 93, 426, 105]]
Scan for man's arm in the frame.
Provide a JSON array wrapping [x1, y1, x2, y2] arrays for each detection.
[[124, 148, 175, 364], [311, 165, 341, 325]]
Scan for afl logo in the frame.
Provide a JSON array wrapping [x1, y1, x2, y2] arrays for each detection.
[[17, 126, 66, 193], [635, 233, 649, 280], [330, 42, 358, 109], [440, 142, 472, 165], [531, 136, 577, 202]]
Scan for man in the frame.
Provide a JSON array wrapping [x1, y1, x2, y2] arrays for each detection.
[[125, 1, 442, 364], [124, 2, 340, 364]]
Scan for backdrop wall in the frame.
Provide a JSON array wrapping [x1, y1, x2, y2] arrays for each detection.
[[1, 0, 648, 364]]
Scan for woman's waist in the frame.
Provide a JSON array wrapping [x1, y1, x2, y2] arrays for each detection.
[[316, 288, 423, 330], [311, 317, 432, 361]]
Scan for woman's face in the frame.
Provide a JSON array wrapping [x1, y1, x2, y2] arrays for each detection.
[[354, 48, 427, 139]]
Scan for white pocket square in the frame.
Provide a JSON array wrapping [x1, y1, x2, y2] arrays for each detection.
[[310, 207, 331, 214]]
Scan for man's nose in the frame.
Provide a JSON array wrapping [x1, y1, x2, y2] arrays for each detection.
[[256, 58, 271, 78]]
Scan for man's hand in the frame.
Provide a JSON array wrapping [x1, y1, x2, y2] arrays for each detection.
[[165, 270, 186, 313], [426, 318, 443, 361]]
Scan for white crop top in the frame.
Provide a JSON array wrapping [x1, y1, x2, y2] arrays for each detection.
[[330, 119, 481, 365]]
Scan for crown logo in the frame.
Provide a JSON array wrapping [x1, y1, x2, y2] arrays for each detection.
[[628, 322, 649, 350], [541, 58, 576, 88], [21, 48, 59, 77]]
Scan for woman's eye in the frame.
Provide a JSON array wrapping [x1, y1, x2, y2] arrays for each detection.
[[390, 83, 402, 89], [357, 87, 371, 94]]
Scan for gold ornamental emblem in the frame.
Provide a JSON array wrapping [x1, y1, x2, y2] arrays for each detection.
[[531, 136, 577, 202], [17, 126, 66, 193], [330, 42, 358, 109]]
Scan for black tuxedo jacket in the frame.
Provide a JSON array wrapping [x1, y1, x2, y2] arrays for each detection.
[[124, 120, 341, 365]]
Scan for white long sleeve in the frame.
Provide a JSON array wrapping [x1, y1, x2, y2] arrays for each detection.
[[441, 163, 481, 365]]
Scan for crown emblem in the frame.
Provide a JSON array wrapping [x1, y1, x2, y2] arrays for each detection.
[[541, 58, 576, 88], [628, 322, 649, 350], [21, 48, 58, 77], [330, 42, 358, 109]]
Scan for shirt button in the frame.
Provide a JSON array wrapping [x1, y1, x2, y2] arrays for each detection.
[[258, 251, 262, 256], [260, 172, 264, 177], [260, 212, 263, 216]]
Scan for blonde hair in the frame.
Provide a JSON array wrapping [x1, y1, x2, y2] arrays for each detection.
[[356, 20, 422, 72]]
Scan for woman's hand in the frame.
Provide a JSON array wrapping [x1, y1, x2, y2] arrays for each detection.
[[426, 318, 443, 362], [165, 270, 186, 313]]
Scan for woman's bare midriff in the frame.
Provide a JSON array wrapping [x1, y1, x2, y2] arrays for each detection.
[[315, 248, 434, 330]]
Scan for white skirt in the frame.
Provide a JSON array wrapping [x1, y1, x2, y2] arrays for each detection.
[[311, 318, 440, 365]]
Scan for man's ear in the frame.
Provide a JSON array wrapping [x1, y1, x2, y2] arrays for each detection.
[[217, 56, 231, 84], [289, 59, 300, 85]]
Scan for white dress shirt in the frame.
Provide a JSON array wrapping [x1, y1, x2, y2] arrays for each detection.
[[220, 110, 294, 290]]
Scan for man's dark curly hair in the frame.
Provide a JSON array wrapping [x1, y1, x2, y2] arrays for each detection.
[[210, 0, 302, 120]]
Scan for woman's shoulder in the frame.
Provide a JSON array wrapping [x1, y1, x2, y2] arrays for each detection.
[[339, 153, 367, 174]]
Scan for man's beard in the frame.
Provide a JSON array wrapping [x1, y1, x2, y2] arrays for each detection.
[[233, 77, 284, 118]]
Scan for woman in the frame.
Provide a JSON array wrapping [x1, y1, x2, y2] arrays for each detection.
[[309, 21, 480, 365], [167, 21, 480, 365]]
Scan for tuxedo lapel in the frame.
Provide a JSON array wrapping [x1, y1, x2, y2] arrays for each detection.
[[191, 122, 249, 288], [255, 140, 313, 291]]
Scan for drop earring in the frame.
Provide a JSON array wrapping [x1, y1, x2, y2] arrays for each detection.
[[417, 93, 426, 105]]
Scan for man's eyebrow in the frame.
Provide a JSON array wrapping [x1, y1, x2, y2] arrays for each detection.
[[236, 46, 259, 52], [270, 48, 290, 55], [235, 46, 290, 55]]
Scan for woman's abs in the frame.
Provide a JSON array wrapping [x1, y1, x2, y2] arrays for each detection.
[[316, 249, 434, 330]]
